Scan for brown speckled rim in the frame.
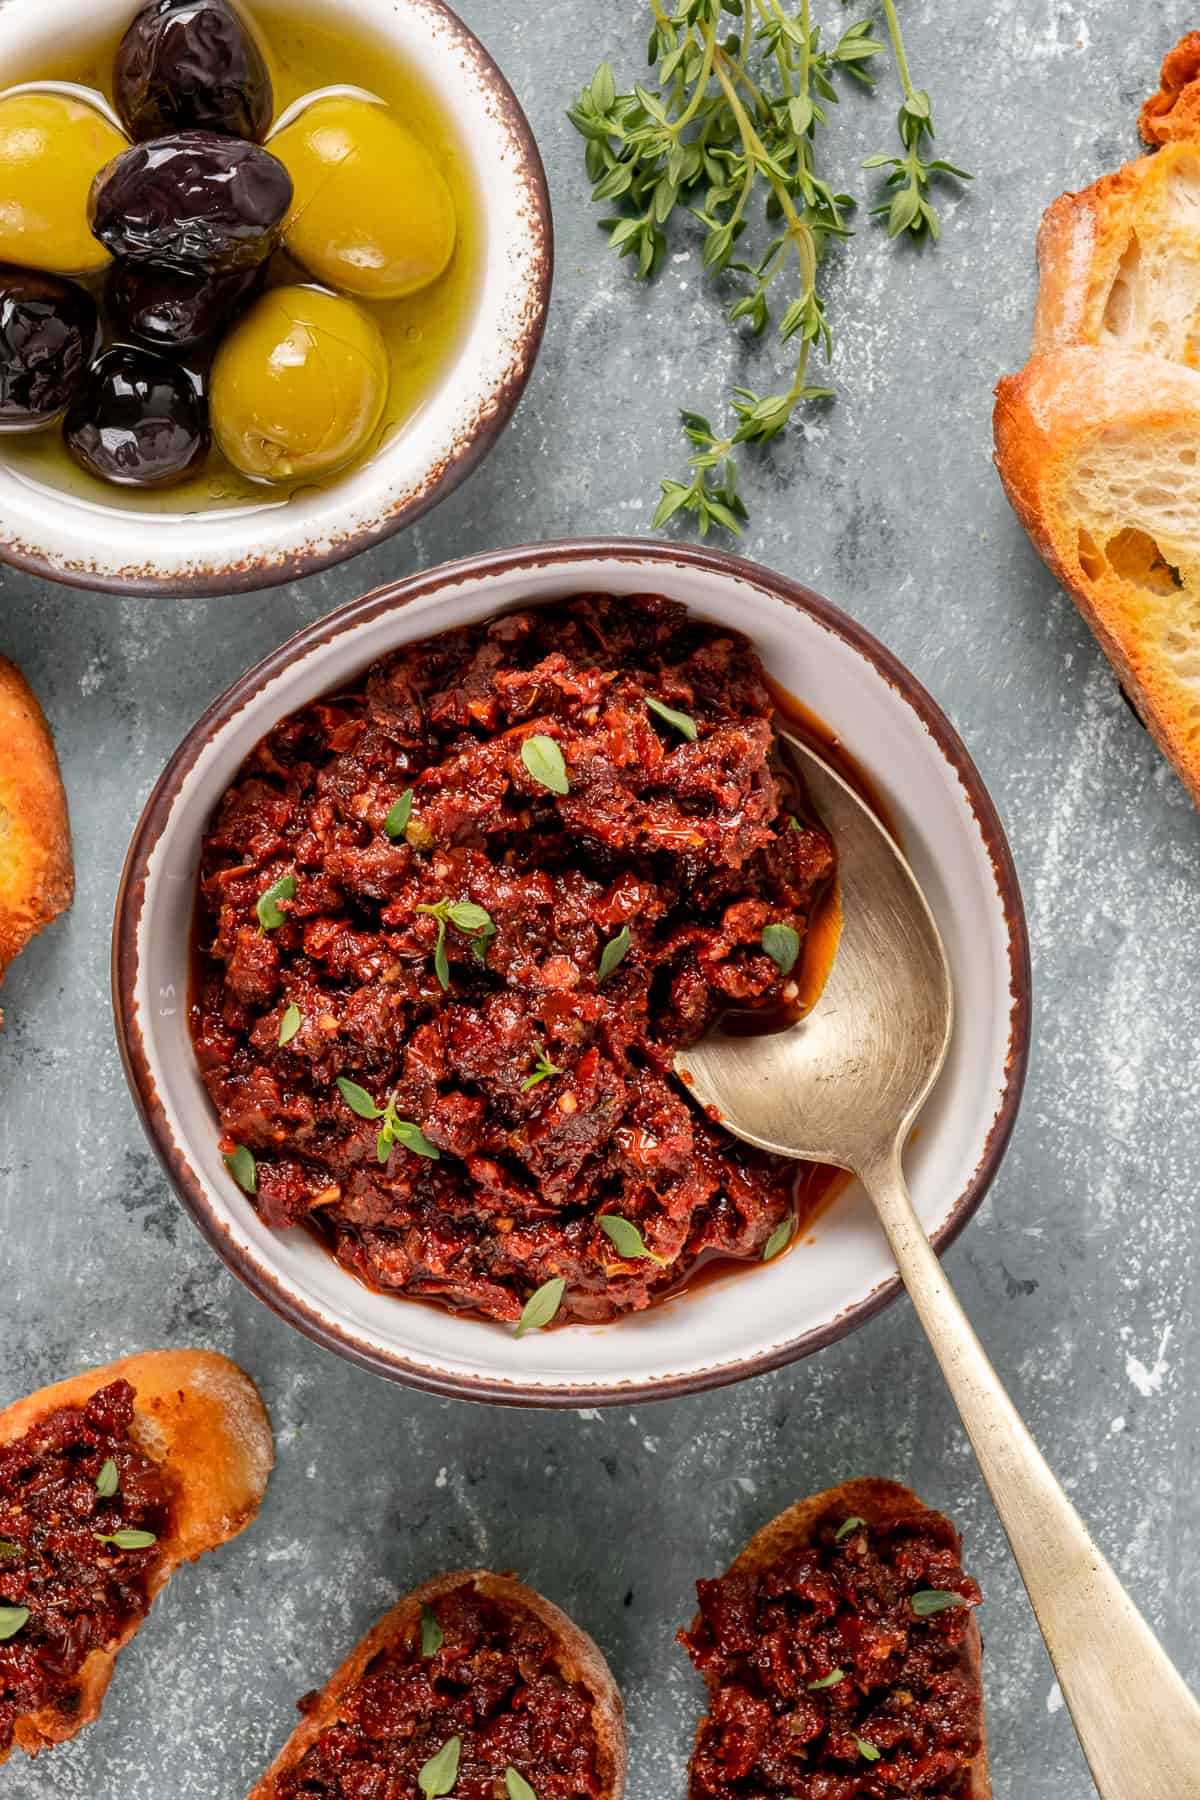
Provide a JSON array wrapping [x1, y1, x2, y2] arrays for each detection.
[[0, 0, 553, 599], [113, 539, 1032, 1406]]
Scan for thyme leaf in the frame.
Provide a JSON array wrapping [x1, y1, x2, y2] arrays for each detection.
[[225, 1145, 257, 1195], [853, 1735, 881, 1762], [256, 873, 295, 932], [646, 696, 698, 741], [421, 1604, 444, 1657], [762, 1216, 793, 1262], [96, 1458, 119, 1499], [93, 1529, 157, 1550], [0, 1606, 29, 1641], [835, 1516, 865, 1542], [522, 1046, 564, 1092], [521, 734, 570, 796], [762, 922, 800, 976], [597, 925, 632, 983], [418, 1736, 462, 1798], [910, 1589, 967, 1618], [516, 1276, 566, 1338], [384, 789, 414, 838], [598, 1214, 666, 1264], [505, 1770, 538, 1800], [279, 1002, 302, 1047]]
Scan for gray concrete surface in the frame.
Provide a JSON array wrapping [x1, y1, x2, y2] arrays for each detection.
[[2, 1, 1198, 1794]]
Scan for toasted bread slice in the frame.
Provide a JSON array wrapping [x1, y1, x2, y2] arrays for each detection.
[[1031, 140, 1200, 364], [688, 1478, 989, 1800], [0, 1348, 273, 1765], [1140, 33, 1200, 146], [0, 656, 72, 1021], [247, 1568, 626, 1800], [994, 345, 1200, 799]]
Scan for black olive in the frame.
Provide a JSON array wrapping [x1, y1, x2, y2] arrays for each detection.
[[106, 258, 260, 350], [64, 345, 209, 487], [0, 266, 99, 431], [89, 132, 292, 273], [114, 0, 273, 143]]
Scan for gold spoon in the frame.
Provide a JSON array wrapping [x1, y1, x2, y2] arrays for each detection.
[[676, 732, 1200, 1799]]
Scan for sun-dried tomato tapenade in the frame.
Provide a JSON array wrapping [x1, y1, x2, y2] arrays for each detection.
[[0, 1380, 169, 1756], [274, 1584, 609, 1800], [680, 1510, 983, 1800], [191, 594, 835, 1324]]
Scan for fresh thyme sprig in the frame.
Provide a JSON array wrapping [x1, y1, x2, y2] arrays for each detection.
[[863, 0, 971, 239], [569, 0, 970, 536]]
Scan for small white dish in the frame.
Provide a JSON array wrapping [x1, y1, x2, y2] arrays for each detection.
[[0, 0, 551, 595], [114, 540, 1031, 1405]]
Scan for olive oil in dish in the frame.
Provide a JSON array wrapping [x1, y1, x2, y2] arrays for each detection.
[[1, 0, 481, 515]]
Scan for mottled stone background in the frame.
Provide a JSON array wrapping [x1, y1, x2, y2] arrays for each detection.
[[2, 1, 1198, 1795]]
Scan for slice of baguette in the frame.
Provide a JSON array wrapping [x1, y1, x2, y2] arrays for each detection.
[[247, 1569, 626, 1800], [994, 344, 1200, 799], [0, 1348, 273, 1765], [690, 1478, 989, 1800], [0, 656, 72, 1022], [1031, 140, 1200, 364], [1140, 34, 1200, 146]]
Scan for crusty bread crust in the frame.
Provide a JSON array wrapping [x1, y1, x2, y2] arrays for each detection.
[[0, 656, 72, 1018], [994, 345, 1200, 802], [690, 1479, 990, 1800], [0, 1348, 273, 1765], [246, 1569, 627, 1800], [1140, 32, 1200, 145]]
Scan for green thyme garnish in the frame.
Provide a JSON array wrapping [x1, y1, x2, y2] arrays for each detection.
[[522, 1046, 563, 1092], [421, 1604, 444, 1657], [597, 925, 631, 983], [762, 1217, 793, 1262], [910, 1589, 967, 1618], [516, 1277, 566, 1338], [0, 1606, 29, 1641], [807, 1667, 844, 1690], [256, 873, 295, 932], [416, 898, 496, 990], [96, 1458, 119, 1499], [598, 1214, 666, 1264], [853, 1735, 881, 1762], [570, 7, 968, 539], [335, 1079, 440, 1165], [225, 1145, 257, 1195], [384, 789, 414, 838], [520, 734, 570, 796], [505, 1771, 538, 1800], [93, 1529, 157, 1550], [278, 1002, 302, 1047], [835, 1516, 865, 1542], [418, 1736, 462, 1798], [646, 696, 698, 742], [762, 922, 800, 977]]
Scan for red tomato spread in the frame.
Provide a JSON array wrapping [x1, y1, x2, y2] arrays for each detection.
[[274, 1584, 609, 1800], [191, 595, 835, 1324], [680, 1509, 983, 1800], [0, 1380, 169, 1756]]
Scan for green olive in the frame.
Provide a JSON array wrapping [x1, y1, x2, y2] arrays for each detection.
[[272, 96, 456, 300], [0, 92, 127, 275], [210, 285, 389, 483]]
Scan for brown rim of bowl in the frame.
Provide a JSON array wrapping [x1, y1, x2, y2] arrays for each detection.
[[0, 0, 553, 600], [113, 537, 1032, 1406]]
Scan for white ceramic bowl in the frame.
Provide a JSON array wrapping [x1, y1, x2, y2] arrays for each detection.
[[114, 541, 1030, 1404], [0, 0, 551, 595]]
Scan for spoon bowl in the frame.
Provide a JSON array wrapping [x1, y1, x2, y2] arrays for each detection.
[[678, 733, 953, 1173]]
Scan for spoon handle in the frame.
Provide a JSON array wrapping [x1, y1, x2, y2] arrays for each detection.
[[861, 1143, 1200, 1799]]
